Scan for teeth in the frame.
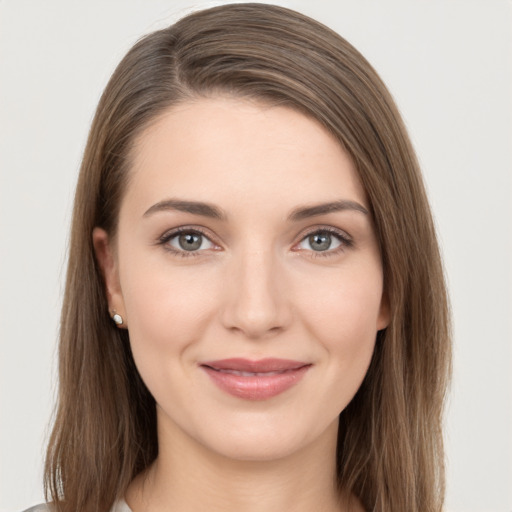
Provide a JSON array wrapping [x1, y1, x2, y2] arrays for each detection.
[[218, 369, 286, 376]]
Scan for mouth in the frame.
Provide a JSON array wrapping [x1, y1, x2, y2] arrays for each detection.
[[199, 358, 312, 400]]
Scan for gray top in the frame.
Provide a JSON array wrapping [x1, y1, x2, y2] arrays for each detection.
[[21, 500, 132, 512]]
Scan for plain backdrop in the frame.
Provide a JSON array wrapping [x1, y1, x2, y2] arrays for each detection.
[[1, 1, 511, 511]]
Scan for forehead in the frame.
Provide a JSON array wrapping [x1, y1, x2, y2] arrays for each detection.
[[123, 96, 367, 216]]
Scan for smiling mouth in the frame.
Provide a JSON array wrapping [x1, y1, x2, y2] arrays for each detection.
[[206, 368, 297, 377], [200, 358, 312, 400]]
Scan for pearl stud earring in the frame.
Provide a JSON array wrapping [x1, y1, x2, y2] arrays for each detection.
[[112, 312, 124, 326]]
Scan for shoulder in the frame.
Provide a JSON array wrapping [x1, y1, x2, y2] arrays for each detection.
[[20, 501, 131, 512], [20, 506, 51, 512], [112, 500, 132, 512]]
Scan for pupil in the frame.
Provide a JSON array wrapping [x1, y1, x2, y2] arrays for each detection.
[[310, 233, 331, 251], [179, 233, 202, 251]]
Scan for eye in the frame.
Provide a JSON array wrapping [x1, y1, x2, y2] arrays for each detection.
[[295, 228, 352, 255], [160, 228, 217, 256]]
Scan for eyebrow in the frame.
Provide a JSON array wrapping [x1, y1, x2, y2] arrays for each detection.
[[143, 199, 227, 220], [143, 198, 368, 221], [287, 200, 369, 221]]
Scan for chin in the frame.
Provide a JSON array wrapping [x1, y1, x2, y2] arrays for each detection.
[[188, 410, 340, 464], [207, 433, 311, 463]]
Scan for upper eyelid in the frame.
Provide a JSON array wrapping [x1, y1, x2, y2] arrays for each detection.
[[158, 227, 220, 258], [157, 224, 352, 250], [296, 225, 352, 243], [159, 225, 217, 242]]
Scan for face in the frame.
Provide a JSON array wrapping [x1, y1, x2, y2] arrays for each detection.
[[94, 97, 389, 462]]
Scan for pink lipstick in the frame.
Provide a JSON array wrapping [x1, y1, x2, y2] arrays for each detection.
[[200, 358, 311, 400]]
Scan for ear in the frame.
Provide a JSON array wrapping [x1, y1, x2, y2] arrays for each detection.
[[377, 291, 391, 331], [92, 227, 126, 324]]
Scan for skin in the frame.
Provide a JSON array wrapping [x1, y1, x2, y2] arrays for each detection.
[[94, 97, 389, 512]]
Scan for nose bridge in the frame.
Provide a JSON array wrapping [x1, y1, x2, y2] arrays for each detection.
[[221, 243, 290, 338]]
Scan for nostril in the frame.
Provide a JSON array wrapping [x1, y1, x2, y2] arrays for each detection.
[[219, 261, 292, 337]]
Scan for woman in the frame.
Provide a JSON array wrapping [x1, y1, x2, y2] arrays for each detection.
[[28, 3, 451, 511]]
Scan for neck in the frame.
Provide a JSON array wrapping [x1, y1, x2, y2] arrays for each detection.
[[126, 414, 361, 512]]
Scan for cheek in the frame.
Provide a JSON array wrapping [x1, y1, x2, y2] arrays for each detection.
[[119, 260, 224, 409], [306, 278, 381, 412], [125, 263, 221, 328], [296, 263, 383, 369]]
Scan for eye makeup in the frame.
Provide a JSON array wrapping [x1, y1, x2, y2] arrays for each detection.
[[292, 226, 353, 259], [157, 226, 219, 258], [156, 224, 354, 260]]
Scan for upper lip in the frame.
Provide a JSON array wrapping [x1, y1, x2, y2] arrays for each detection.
[[200, 358, 310, 373]]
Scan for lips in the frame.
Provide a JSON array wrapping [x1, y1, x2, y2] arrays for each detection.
[[200, 358, 311, 400]]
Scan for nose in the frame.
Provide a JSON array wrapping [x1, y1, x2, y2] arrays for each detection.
[[220, 248, 292, 339]]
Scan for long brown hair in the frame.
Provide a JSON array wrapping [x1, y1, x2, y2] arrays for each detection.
[[45, 3, 451, 511]]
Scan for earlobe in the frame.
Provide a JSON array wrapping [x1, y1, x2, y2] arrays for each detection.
[[377, 293, 391, 331], [92, 227, 126, 324]]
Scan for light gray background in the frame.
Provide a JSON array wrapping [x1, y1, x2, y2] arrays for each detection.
[[1, 1, 511, 511]]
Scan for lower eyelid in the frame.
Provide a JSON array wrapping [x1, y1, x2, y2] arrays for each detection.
[[158, 228, 218, 252], [171, 234, 214, 251], [157, 227, 351, 257], [295, 229, 352, 248]]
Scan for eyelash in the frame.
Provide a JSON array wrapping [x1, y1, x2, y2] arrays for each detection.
[[158, 226, 215, 258], [157, 226, 353, 259], [296, 227, 353, 259]]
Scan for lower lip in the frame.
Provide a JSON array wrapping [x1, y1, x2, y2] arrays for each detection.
[[201, 365, 311, 400]]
